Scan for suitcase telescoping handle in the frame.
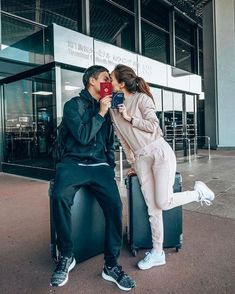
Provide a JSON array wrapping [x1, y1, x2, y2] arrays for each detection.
[[124, 173, 137, 188]]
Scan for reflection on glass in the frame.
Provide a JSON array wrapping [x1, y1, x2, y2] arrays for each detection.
[[186, 94, 195, 140], [175, 39, 195, 73], [142, 22, 169, 64], [151, 87, 162, 129], [90, 0, 135, 51], [163, 90, 173, 142], [141, 0, 169, 30], [0, 16, 45, 66], [151, 87, 162, 110], [113, 0, 134, 11], [173, 93, 183, 151], [163, 91, 184, 153], [59, 69, 84, 123], [3, 70, 56, 169], [2, 0, 81, 31], [175, 15, 194, 45]]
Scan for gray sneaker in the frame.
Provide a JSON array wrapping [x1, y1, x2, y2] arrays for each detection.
[[102, 265, 136, 291], [50, 255, 76, 287]]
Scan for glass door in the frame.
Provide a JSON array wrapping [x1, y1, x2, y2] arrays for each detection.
[[186, 94, 197, 154], [163, 90, 174, 147], [163, 90, 197, 157], [173, 92, 184, 156], [151, 87, 163, 129], [3, 69, 56, 175]]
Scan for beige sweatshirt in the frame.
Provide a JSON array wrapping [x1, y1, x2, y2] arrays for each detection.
[[110, 92, 163, 164]]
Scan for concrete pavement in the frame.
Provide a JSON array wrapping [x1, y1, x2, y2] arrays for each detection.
[[0, 149, 235, 294]]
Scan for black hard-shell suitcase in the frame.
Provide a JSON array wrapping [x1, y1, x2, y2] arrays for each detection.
[[49, 180, 105, 263], [126, 172, 183, 256]]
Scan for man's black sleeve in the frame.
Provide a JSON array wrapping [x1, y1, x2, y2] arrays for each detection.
[[105, 116, 116, 168], [63, 99, 105, 145]]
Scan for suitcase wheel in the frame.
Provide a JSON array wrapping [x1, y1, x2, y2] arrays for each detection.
[[176, 244, 181, 252], [131, 247, 138, 257], [131, 249, 137, 256]]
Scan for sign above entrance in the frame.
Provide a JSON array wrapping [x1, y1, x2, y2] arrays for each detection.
[[53, 24, 94, 68], [94, 40, 137, 72]]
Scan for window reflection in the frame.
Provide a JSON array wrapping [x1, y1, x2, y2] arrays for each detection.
[[175, 14, 194, 45], [151, 87, 163, 129], [142, 22, 169, 64], [175, 39, 195, 72], [61, 69, 83, 107], [2, 0, 81, 31], [163, 90, 174, 143], [3, 69, 56, 169], [141, 0, 169, 31], [186, 94, 196, 140], [90, 0, 135, 51], [163, 90, 184, 154]]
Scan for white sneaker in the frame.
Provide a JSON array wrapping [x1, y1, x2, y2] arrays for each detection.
[[194, 181, 215, 206], [137, 251, 166, 270]]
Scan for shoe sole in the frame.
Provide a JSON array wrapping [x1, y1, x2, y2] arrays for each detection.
[[102, 271, 134, 291], [50, 258, 76, 287], [137, 260, 166, 270], [195, 181, 215, 201]]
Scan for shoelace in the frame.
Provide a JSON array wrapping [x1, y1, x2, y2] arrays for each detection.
[[114, 265, 126, 278], [56, 257, 70, 272], [114, 266, 134, 286], [143, 252, 152, 261], [199, 193, 212, 206], [200, 198, 212, 206]]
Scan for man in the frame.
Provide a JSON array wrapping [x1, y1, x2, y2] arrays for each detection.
[[50, 65, 136, 291]]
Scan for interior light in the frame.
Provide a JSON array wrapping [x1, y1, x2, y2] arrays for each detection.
[[32, 91, 53, 95], [65, 85, 81, 91]]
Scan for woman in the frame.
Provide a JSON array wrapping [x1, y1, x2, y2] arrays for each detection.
[[109, 64, 215, 270]]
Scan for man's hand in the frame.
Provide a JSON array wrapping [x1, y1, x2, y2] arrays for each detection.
[[99, 95, 112, 117]]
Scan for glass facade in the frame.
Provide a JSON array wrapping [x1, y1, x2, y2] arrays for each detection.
[[1, 0, 203, 74], [1, 0, 82, 31], [185, 94, 196, 140], [1, 65, 89, 178], [175, 14, 196, 73], [161, 90, 197, 158], [59, 68, 84, 123], [150, 87, 163, 129], [141, 22, 169, 64], [175, 39, 195, 72], [90, 0, 135, 51], [141, 0, 170, 64], [3, 69, 56, 175], [1, 13, 42, 47], [0, 1, 203, 178]]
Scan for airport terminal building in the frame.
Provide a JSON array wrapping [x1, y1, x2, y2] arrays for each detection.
[[0, 0, 234, 179]]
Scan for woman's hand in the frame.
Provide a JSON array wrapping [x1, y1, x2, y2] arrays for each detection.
[[118, 104, 132, 122], [127, 168, 136, 176]]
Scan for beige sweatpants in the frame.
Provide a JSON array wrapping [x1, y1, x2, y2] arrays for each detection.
[[134, 137, 199, 252]]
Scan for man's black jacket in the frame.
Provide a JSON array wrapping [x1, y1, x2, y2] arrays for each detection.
[[62, 89, 115, 167]]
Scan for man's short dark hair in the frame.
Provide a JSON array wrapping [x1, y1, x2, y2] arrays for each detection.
[[83, 65, 109, 89]]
